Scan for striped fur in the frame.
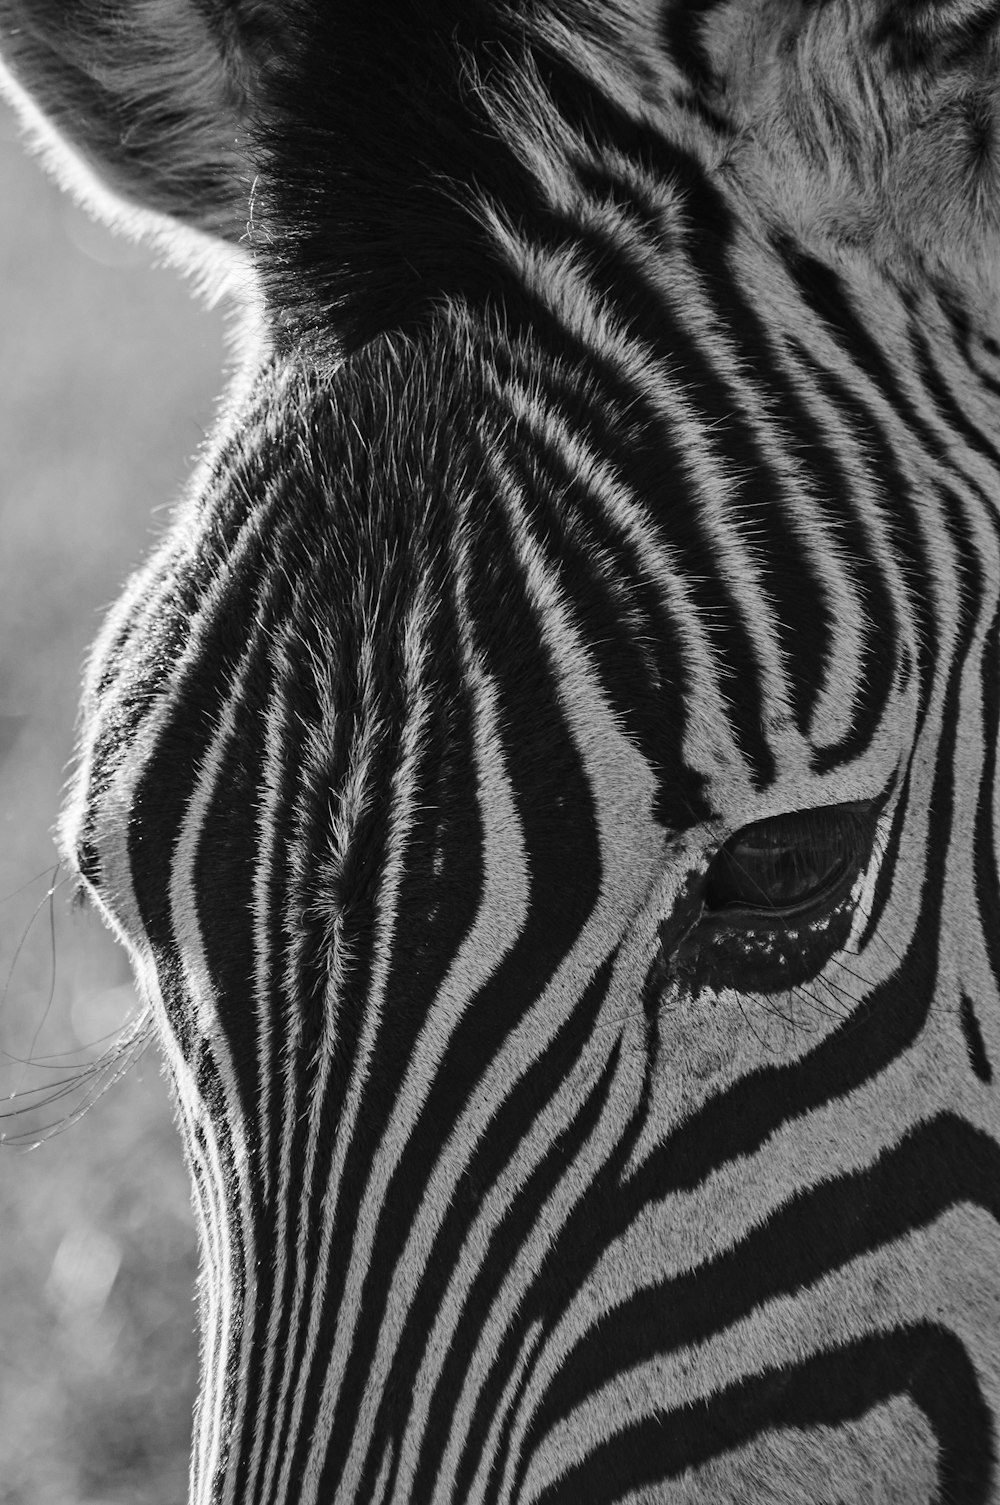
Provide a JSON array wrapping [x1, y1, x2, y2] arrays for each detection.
[[4, 1, 1000, 1500]]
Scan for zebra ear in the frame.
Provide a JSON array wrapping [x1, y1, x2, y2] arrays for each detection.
[[0, 0, 287, 293]]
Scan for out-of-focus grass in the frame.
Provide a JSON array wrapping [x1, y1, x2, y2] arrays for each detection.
[[0, 102, 228, 1503]]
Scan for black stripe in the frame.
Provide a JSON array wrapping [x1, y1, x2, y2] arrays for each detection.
[[973, 605, 1000, 998]]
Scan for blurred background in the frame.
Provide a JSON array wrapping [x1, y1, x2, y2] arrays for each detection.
[[0, 101, 228, 1503]]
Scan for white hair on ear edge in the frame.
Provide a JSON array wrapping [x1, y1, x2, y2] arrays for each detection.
[[0, 50, 249, 308], [0, 0, 282, 311]]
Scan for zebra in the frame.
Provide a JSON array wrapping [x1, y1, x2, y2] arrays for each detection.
[[3, 0, 1000, 1500]]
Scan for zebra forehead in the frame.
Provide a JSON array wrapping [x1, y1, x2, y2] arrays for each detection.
[[61, 298, 911, 914]]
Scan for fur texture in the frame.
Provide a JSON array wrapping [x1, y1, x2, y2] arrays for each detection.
[[4, 3, 1000, 1502]]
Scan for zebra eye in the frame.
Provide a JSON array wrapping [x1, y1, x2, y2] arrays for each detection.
[[704, 803, 874, 918], [662, 800, 884, 999], [664, 800, 883, 997]]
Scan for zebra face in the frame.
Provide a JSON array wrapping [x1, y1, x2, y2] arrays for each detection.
[[4, 1, 1000, 1502]]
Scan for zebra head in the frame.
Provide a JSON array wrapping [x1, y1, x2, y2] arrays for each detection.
[[2, 2, 999, 1501]]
